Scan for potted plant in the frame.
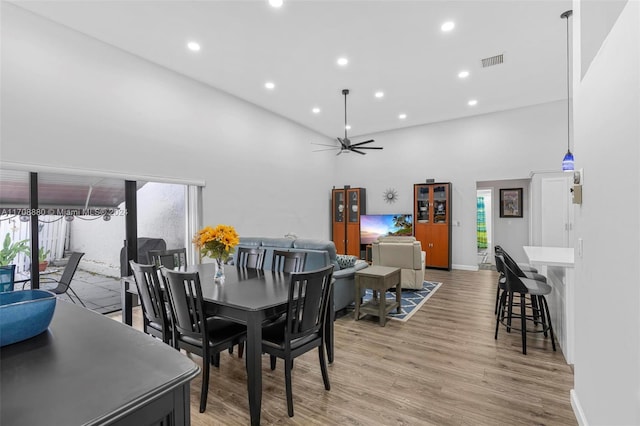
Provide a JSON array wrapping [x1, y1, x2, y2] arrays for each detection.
[[0, 233, 30, 266], [38, 247, 51, 272]]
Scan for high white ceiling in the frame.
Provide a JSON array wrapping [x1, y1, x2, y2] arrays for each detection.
[[11, 0, 572, 139]]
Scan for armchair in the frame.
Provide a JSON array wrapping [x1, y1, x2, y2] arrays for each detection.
[[371, 236, 425, 289]]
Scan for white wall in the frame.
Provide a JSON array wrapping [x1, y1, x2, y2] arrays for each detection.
[[1, 4, 335, 241], [572, 0, 640, 424], [337, 103, 564, 269], [1, 3, 567, 272]]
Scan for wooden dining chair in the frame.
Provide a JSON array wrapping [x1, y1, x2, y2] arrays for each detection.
[[0, 265, 16, 292], [148, 248, 187, 270], [235, 247, 266, 269], [261, 265, 334, 417], [163, 269, 247, 413], [272, 250, 306, 273], [129, 261, 174, 347]]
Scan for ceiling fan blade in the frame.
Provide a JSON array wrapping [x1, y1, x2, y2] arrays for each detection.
[[350, 139, 375, 147], [356, 146, 384, 150], [337, 137, 347, 149], [311, 142, 340, 148], [336, 149, 343, 156], [351, 148, 367, 155], [313, 148, 340, 152]]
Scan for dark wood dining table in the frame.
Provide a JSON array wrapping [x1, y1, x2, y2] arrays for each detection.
[[122, 263, 334, 426]]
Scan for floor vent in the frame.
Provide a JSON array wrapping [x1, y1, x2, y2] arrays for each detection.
[[481, 54, 504, 68]]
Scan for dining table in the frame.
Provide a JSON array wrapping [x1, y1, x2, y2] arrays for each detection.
[[122, 263, 335, 426]]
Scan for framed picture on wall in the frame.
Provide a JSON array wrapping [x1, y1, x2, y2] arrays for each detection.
[[499, 188, 523, 218]]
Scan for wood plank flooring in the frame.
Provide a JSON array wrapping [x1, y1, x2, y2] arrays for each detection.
[[109, 269, 576, 425]]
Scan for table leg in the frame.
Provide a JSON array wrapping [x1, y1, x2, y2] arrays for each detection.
[[379, 286, 386, 327], [121, 278, 133, 326], [395, 282, 402, 314], [246, 313, 262, 426], [354, 279, 361, 321]]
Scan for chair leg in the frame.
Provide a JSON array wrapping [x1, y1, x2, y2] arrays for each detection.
[[495, 291, 507, 340], [318, 345, 330, 391], [200, 351, 210, 413], [494, 284, 501, 315], [541, 296, 557, 351], [506, 291, 513, 333], [68, 288, 87, 308], [212, 352, 220, 368], [520, 294, 527, 355], [238, 342, 244, 358], [270, 355, 277, 371], [284, 357, 294, 417]]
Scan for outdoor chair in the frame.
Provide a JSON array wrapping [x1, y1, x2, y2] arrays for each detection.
[[42, 252, 86, 306], [0, 265, 16, 292], [235, 247, 265, 269], [272, 250, 306, 273], [163, 269, 247, 413], [148, 248, 187, 270], [129, 261, 174, 347], [261, 265, 334, 417]]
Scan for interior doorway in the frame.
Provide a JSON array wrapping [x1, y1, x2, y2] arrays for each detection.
[[476, 189, 493, 268]]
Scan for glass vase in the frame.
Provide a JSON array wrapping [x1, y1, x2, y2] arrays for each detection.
[[214, 257, 225, 283]]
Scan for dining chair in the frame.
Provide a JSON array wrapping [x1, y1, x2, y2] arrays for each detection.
[[41, 252, 86, 306], [129, 261, 174, 347], [163, 269, 247, 413], [235, 247, 266, 269], [0, 265, 16, 292], [261, 265, 334, 417], [148, 248, 187, 270], [495, 254, 556, 355], [272, 250, 306, 273]]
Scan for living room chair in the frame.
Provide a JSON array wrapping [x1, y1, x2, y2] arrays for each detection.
[[148, 248, 187, 270], [0, 265, 16, 292], [129, 261, 174, 347], [261, 265, 334, 417], [272, 250, 306, 273], [236, 247, 265, 269], [41, 252, 86, 306], [495, 254, 556, 355], [163, 269, 247, 413], [371, 236, 425, 289]]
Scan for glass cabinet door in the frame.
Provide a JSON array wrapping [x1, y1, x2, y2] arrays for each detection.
[[347, 189, 359, 223], [433, 185, 448, 224], [416, 186, 430, 223], [334, 190, 345, 223]]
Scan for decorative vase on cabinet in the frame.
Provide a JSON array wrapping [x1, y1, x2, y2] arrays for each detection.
[[331, 187, 366, 257], [413, 182, 451, 269]]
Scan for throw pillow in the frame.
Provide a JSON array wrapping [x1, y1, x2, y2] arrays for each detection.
[[336, 254, 357, 269]]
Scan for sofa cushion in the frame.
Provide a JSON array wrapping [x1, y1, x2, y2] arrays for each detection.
[[336, 254, 357, 269], [259, 237, 295, 248]]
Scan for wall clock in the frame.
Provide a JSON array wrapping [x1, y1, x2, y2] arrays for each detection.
[[383, 188, 398, 203]]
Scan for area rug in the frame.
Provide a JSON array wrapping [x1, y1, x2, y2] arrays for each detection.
[[361, 281, 442, 322]]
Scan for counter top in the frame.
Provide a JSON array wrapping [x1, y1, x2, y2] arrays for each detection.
[[523, 246, 574, 268]]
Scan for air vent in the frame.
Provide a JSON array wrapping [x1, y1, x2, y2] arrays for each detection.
[[481, 54, 504, 68]]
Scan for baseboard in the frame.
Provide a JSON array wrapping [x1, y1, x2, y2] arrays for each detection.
[[570, 389, 588, 426], [452, 264, 479, 271]]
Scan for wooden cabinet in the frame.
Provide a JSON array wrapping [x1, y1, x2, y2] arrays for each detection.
[[413, 183, 451, 269], [332, 187, 366, 257]]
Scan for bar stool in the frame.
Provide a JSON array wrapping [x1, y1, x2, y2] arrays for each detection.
[[495, 255, 556, 355]]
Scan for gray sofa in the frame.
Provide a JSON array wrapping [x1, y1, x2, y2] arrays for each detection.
[[233, 237, 368, 313]]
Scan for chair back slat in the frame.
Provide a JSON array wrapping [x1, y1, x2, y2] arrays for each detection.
[[236, 247, 266, 269], [130, 261, 168, 326], [149, 248, 187, 270], [0, 265, 16, 292], [164, 270, 207, 340], [273, 250, 306, 273], [285, 266, 333, 343]]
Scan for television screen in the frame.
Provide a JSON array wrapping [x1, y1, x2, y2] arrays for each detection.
[[360, 214, 413, 245]]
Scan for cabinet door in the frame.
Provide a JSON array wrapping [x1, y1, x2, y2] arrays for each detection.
[[432, 184, 449, 224], [346, 189, 362, 256], [427, 225, 449, 268], [415, 185, 430, 223], [332, 190, 346, 253]]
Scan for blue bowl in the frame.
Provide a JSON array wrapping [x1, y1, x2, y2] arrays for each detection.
[[0, 290, 56, 347]]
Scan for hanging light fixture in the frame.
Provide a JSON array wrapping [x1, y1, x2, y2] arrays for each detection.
[[561, 10, 574, 171]]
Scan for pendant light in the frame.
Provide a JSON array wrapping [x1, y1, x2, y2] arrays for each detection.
[[561, 10, 574, 171]]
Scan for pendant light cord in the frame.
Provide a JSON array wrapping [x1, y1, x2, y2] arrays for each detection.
[[562, 10, 572, 153], [344, 91, 348, 140]]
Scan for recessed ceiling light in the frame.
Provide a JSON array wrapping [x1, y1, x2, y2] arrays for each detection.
[[268, 0, 283, 8], [468, 99, 478, 106], [337, 57, 349, 66], [398, 113, 407, 120], [312, 107, 321, 114], [458, 70, 470, 79], [441, 21, 455, 32], [374, 91, 384, 98], [265, 81, 275, 90], [187, 41, 201, 51], [345, 125, 351, 130]]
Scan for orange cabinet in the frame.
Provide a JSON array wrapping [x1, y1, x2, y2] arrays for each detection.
[[413, 183, 451, 269], [332, 187, 366, 257]]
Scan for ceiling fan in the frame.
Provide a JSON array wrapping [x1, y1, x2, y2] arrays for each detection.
[[313, 89, 383, 155]]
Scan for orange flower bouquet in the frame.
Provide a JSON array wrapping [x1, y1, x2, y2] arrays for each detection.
[[193, 224, 239, 281]]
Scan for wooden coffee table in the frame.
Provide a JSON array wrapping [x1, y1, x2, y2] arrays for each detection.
[[354, 265, 401, 326]]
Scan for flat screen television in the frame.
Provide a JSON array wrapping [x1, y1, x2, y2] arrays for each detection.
[[360, 214, 413, 245]]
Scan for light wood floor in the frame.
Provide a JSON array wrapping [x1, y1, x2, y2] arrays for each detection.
[[109, 269, 576, 425]]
